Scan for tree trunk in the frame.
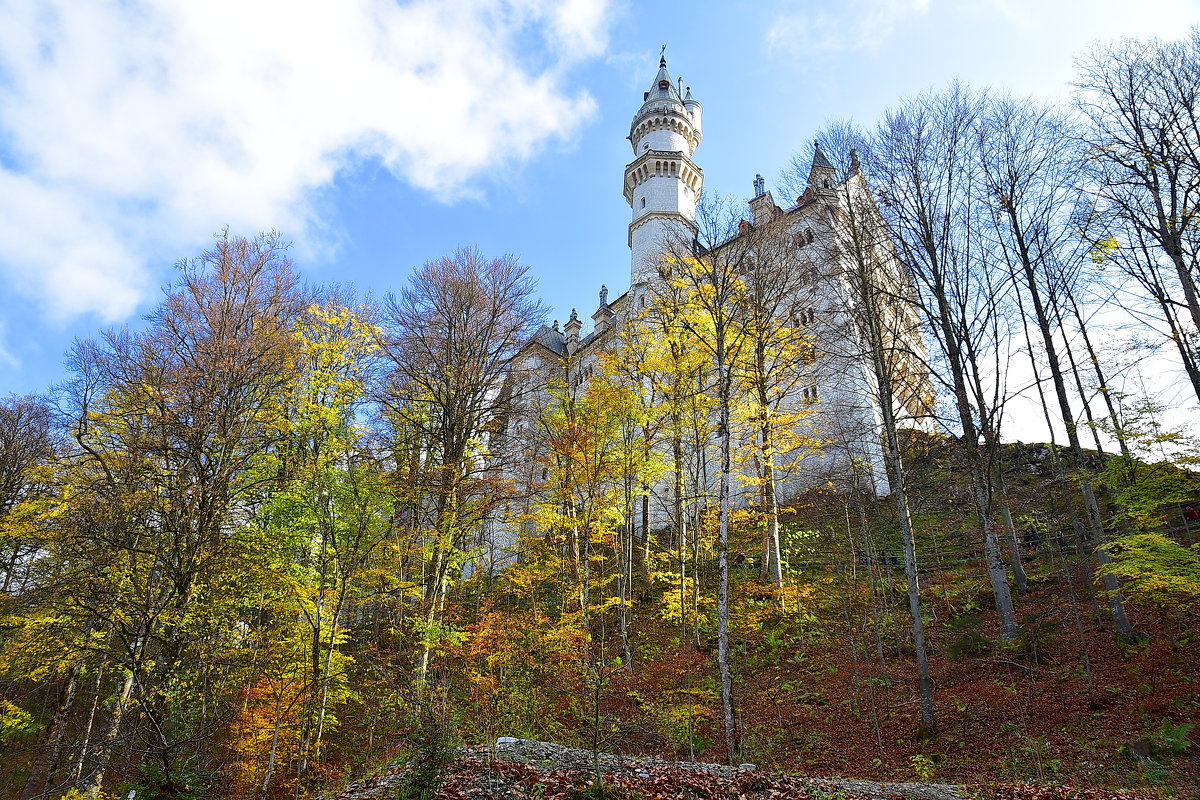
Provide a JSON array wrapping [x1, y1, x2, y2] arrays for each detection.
[[77, 667, 135, 794], [999, 500, 1029, 594], [761, 419, 785, 607], [716, 353, 737, 765], [1006, 205, 1133, 640], [21, 662, 79, 800], [257, 690, 287, 800]]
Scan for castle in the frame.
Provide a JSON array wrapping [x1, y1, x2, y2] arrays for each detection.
[[493, 54, 930, 560]]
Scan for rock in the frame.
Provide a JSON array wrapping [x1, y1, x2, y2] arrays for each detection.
[[738, 762, 756, 771]]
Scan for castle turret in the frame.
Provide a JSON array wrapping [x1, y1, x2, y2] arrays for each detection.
[[624, 51, 704, 282], [808, 140, 837, 199]]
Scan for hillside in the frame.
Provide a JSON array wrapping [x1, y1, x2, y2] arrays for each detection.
[[318, 438, 1199, 799], [3, 433, 1198, 800]]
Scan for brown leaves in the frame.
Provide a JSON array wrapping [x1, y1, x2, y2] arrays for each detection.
[[987, 784, 1171, 800]]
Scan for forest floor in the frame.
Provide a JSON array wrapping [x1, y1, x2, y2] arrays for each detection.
[[326, 742, 1177, 800], [421, 512, 1200, 798], [371, 553, 1198, 800]]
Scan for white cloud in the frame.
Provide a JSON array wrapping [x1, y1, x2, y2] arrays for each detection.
[[0, 0, 611, 322], [766, 0, 931, 55]]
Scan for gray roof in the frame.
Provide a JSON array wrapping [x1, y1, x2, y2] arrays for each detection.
[[812, 143, 834, 170], [531, 324, 566, 356]]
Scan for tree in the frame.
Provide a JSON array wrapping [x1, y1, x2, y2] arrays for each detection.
[[256, 296, 391, 792], [379, 247, 544, 685], [661, 198, 752, 763], [977, 98, 1135, 639], [733, 213, 824, 602], [1076, 29, 1200, 404], [0, 395, 75, 800], [867, 87, 1021, 639], [58, 230, 302, 794], [808, 138, 938, 736]]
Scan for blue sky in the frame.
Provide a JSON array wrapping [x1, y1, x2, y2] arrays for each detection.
[[2, 0, 1198, 411]]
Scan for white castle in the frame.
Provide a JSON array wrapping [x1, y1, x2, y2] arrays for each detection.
[[491, 55, 930, 562]]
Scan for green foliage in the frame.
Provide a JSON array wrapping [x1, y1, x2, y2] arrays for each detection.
[[1099, 533, 1200, 610], [565, 777, 644, 800], [0, 697, 39, 744], [909, 753, 937, 781], [1098, 396, 1200, 529], [390, 704, 458, 800], [1150, 718, 1194, 758]]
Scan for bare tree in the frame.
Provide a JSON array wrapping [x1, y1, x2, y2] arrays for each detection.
[[868, 86, 1021, 639], [803, 137, 939, 736], [977, 97, 1135, 640], [1076, 28, 1200, 392]]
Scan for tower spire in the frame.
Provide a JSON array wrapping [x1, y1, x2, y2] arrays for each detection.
[[808, 139, 837, 197], [625, 51, 704, 282]]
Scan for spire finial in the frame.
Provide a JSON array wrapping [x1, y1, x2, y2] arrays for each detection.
[[659, 44, 667, 67]]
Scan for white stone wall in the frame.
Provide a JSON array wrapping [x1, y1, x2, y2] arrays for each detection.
[[631, 172, 696, 222], [635, 124, 691, 154], [630, 213, 692, 282]]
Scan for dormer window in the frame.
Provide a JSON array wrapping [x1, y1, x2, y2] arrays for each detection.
[[658, 80, 670, 90]]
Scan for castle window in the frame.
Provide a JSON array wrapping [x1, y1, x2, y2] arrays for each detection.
[[641, 197, 646, 208]]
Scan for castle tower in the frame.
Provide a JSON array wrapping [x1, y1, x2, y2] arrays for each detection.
[[624, 52, 704, 283]]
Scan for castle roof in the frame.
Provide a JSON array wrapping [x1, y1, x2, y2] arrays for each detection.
[[812, 141, 834, 170], [649, 55, 681, 102], [530, 324, 566, 356]]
